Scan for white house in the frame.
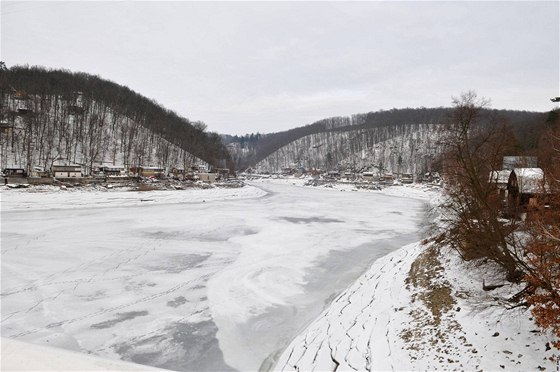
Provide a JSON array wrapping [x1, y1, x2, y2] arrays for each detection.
[[52, 165, 82, 178]]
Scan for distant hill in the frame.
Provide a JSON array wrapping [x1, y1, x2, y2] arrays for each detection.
[[225, 107, 545, 174], [0, 65, 232, 173]]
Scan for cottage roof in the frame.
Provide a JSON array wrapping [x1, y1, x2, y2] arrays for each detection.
[[489, 170, 511, 184], [511, 168, 545, 194], [52, 164, 81, 171], [503, 156, 538, 170]]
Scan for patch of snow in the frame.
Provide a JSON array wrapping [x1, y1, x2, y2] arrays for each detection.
[[1, 338, 167, 371]]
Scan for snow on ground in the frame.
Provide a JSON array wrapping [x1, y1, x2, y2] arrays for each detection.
[[1, 181, 426, 371], [249, 175, 441, 202], [274, 180, 557, 372], [1, 338, 165, 371], [0, 183, 266, 212]]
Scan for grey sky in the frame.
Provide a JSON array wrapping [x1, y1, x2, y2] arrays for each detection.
[[1, 1, 558, 135]]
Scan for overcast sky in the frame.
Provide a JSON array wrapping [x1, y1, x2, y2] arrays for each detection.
[[1, 1, 559, 135]]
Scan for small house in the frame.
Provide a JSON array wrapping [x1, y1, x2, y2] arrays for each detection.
[[327, 171, 340, 179], [142, 167, 165, 178], [130, 166, 164, 178], [362, 172, 375, 181], [198, 173, 218, 183], [400, 173, 414, 184], [52, 165, 82, 178], [2, 168, 26, 177], [380, 174, 395, 185], [489, 169, 511, 199], [192, 164, 209, 173], [171, 167, 186, 179], [31, 167, 49, 178], [344, 172, 355, 180], [216, 168, 230, 180], [102, 166, 124, 176], [507, 168, 546, 208]]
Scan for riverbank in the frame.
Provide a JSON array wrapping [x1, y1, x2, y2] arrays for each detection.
[[273, 181, 556, 371]]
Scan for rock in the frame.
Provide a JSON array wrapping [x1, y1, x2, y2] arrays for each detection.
[[492, 332, 500, 337]]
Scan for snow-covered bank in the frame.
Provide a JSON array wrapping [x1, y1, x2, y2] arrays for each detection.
[[276, 241, 425, 371], [274, 183, 556, 371], [1, 338, 167, 371], [249, 175, 440, 201], [0, 184, 267, 212]]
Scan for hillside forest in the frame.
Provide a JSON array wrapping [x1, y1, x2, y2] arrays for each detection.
[[226, 107, 545, 177], [0, 65, 232, 175]]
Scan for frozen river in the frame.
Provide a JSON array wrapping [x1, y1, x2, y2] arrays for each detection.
[[1, 182, 426, 371]]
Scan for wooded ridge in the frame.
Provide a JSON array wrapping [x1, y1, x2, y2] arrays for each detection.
[[0, 65, 232, 174], [225, 107, 545, 173]]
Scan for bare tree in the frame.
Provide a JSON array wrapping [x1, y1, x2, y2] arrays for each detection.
[[436, 91, 526, 282]]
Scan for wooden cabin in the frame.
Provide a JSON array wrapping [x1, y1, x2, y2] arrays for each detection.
[[507, 168, 545, 208]]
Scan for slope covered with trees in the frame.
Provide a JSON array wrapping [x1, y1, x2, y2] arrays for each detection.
[[0, 65, 232, 174], [231, 107, 543, 175]]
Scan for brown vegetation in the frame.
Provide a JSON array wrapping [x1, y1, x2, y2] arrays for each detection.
[[524, 108, 560, 349], [437, 91, 524, 282], [435, 92, 560, 349]]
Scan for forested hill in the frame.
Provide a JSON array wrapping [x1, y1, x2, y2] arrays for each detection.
[[224, 107, 545, 171], [0, 65, 232, 173]]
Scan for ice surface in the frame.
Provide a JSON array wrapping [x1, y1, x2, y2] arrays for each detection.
[[1, 182, 425, 371]]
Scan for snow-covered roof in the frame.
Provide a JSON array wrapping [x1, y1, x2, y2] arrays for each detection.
[[489, 170, 510, 184], [503, 156, 537, 170], [511, 168, 545, 194]]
